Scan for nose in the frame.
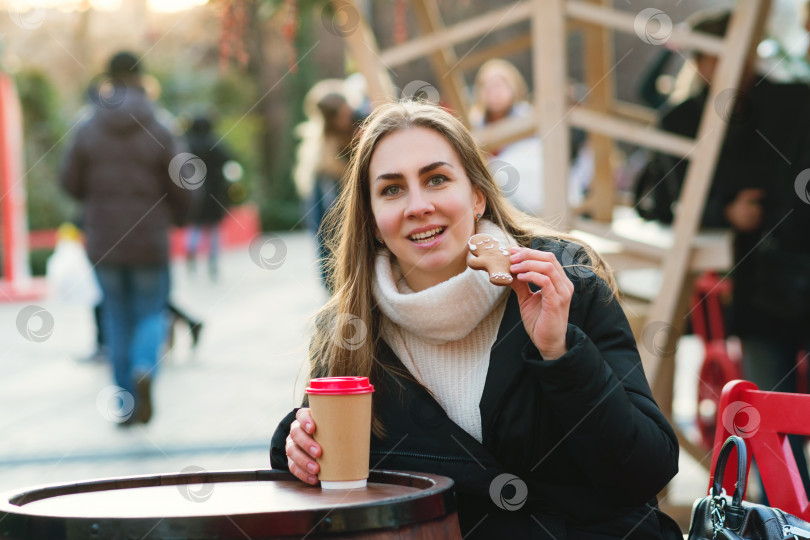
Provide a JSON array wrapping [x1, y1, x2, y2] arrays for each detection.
[[405, 188, 434, 219]]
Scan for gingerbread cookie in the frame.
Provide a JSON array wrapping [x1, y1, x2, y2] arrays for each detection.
[[467, 233, 513, 286]]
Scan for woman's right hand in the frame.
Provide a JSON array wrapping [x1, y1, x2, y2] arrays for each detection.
[[286, 408, 321, 485]]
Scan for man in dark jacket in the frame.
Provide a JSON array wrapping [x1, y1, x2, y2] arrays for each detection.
[[61, 51, 190, 425]]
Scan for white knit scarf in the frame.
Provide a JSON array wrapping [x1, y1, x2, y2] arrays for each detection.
[[372, 220, 513, 344], [371, 220, 514, 441]]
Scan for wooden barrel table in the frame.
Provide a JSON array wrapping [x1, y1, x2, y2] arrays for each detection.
[[0, 469, 462, 539]]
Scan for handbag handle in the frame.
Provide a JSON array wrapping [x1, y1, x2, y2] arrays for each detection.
[[711, 435, 747, 507]]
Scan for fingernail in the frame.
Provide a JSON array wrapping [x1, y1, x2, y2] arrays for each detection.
[[305, 422, 312, 432], [307, 462, 316, 472], [308, 476, 317, 484], [510, 253, 520, 261], [310, 445, 318, 456]]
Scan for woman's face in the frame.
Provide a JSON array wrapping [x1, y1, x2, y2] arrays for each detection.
[[369, 126, 486, 292], [482, 74, 514, 118]]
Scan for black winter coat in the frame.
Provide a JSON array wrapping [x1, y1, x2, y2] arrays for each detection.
[[634, 78, 810, 341], [270, 238, 681, 539], [186, 131, 232, 226], [723, 80, 810, 341], [60, 85, 190, 266]]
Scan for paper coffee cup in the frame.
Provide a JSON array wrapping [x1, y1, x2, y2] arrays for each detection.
[[306, 376, 375, 490]]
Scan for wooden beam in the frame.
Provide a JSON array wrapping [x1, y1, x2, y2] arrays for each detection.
[[472, 114, 535, 152], [379, 1, 532, 68], [455, 34, 533, 73], [412, 0, 470, 124], [741, 0, 772, 88], [579, 0, 615, 223], [611, 100, 657, 126], [568, 107, 695, 157], [534, 0, 570, 225], [571, 214, 732, 271], [330, 0, 395, 107], [641, 0, 763, 386], [565, 1, 726, 55]]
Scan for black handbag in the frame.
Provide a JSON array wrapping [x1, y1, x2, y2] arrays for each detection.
[[687, 435, 810, 540]]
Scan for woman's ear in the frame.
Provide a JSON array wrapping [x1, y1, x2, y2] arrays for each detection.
[[472, 187, 487, 220]]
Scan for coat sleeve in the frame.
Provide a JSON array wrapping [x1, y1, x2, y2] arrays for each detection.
[[269, 408, 299, 470], [60, 134, 86, 200], [158, 129, 193, 226], [523, 275, 679, 506]]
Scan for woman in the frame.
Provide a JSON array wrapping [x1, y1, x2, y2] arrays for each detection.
[[469, 58, 532, 129], [294, 79, 361, 290], [469, 59, 545, 214], [270, 101, 681, 539]]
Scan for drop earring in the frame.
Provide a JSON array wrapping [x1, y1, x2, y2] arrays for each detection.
[[475, 213, 481, 222]]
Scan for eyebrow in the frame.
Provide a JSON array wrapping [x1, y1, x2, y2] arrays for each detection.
[[374, 161, 453, 183]]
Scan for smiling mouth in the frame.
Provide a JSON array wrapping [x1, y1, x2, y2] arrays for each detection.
[[409, 227, 446, 243]]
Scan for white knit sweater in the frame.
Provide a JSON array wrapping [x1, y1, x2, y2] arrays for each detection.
[[372, 221, 513, 442]]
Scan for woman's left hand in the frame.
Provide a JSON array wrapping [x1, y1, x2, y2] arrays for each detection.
[[509, 246, 574, 360]]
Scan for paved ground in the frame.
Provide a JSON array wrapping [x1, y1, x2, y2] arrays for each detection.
[[0, 232, 326, 492], [0, 230, 710, 524]]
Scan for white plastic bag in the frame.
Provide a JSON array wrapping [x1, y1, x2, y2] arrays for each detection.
[[46, 229, 102, 306]]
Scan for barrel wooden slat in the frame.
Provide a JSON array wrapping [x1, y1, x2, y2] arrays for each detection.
[[0, 470, 462, 540]]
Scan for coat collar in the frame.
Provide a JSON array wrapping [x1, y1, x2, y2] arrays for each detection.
[[479, 290, 532, 444]]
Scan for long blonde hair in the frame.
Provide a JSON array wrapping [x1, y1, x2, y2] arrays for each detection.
[[310, 101, 615, 436], [469, 58, 529, 126]]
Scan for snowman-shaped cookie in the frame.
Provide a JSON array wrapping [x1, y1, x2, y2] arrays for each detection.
[[467, 233, 513, 285]]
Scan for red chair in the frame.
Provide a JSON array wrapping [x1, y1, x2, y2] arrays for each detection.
[[710, 379, 810, 520], [691, 271, 742, 449]]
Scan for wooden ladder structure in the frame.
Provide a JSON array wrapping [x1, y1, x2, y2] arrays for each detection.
[[331, 0, 771, 482]]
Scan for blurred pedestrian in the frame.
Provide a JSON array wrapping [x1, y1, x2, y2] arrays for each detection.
[[184, 114, 234, 281], [633, 10, 743, 228], [469, 59, 544, 215], [634, 7, 810, 498], [728, 64, 810, 503], [293, 79, 362, 291], [60, 51, 190, 426]]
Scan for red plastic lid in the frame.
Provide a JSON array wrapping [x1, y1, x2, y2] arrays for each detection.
[[306, 376, 375, 395]]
